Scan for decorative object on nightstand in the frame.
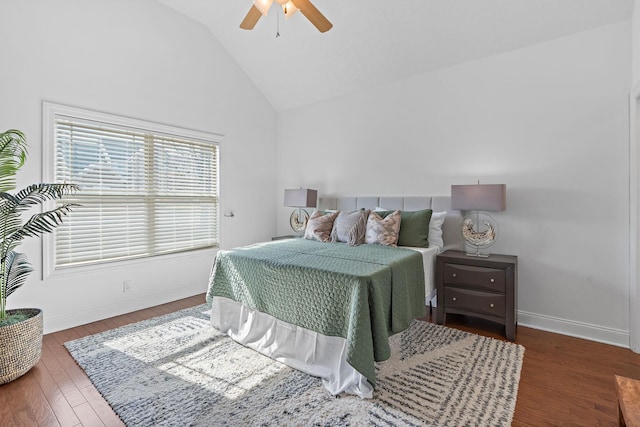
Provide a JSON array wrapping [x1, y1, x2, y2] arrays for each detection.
[[451, 182, 506, 257], [436, 250, 517, 340], [284, 188, 317, 233]]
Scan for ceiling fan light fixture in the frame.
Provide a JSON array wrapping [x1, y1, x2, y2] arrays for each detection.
[[282, 0, 299, 18], [254, 0, 273, 16], [241, 0, 332, 33]]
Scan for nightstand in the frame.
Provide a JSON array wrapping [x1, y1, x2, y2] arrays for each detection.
[[436, 250, 518, 340], [271, 235, 300, 240]]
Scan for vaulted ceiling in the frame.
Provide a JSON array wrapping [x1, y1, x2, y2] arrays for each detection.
[[157, 0, 634, 112]]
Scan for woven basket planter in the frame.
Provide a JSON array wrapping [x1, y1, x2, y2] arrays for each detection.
[[0, 308, 43, 385]]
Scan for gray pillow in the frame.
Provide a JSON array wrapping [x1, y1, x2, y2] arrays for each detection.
[[331, 209, 369, 246]]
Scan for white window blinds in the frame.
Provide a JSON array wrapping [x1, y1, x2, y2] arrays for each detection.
[[47, 106, 219, 269]]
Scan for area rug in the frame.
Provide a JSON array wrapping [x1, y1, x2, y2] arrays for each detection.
[[65, 305, 524, 426]]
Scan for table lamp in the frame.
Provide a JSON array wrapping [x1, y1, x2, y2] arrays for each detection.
[[284, 188, 317, 233], [451, 183, 506, 257]]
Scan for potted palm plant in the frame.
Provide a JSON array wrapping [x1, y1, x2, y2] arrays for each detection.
[[0, 129, 78, 385]]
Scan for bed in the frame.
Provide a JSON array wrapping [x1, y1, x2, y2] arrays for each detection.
[[206, 196, 463, 398]]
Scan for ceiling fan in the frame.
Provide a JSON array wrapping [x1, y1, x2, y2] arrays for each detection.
[[240, 0, 333, 33]]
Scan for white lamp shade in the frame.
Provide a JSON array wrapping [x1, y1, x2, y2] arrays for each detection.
[[282, 1, 299, 18], [451, 184, 506, 211], [254, 0, 273, 16], [284, 188, 317, 208]]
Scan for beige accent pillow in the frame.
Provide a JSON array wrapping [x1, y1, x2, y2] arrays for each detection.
[[304, 210, 339, 242], [365, 210, 401, 246]]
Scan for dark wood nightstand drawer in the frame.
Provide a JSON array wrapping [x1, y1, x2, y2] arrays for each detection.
[[443, 263, 506, 292], [436, 250, 517, 340], [444, 288, 506, 318]]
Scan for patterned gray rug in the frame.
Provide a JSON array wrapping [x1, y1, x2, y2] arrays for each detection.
[[65, 304, 524, 426]]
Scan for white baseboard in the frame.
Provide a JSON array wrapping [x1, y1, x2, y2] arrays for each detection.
[[43, 285, 206, 334], [430, 301, 630, 348], [517, 310, 630, 349], [44, 290, 632, 351]]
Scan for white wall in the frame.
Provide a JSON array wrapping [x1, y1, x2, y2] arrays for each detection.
[[0, 0, 277, 333], [634, 3, 640, 86], [630, 2, 640, 351], [278, 21, 632, 346]]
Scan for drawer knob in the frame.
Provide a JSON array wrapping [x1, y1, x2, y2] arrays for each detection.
[[452, 297, 457, 301], [452, 273, 457, 278], [490, 278, 495, 283], [490, 303, 495, 308]]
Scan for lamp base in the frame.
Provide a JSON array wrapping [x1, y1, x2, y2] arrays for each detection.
[[465, 251, 490, 258], [461, 211, 498, 257], [289, 208, 310, 233]]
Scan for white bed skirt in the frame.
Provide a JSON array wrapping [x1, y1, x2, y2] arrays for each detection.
[[211, 296, 374, 399]]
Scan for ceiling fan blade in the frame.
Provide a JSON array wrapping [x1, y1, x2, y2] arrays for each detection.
[[291, 0, 332, 33], [240, 5, 262, 30]]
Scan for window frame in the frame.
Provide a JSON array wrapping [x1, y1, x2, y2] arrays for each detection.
[[42, 101, 222, 278]]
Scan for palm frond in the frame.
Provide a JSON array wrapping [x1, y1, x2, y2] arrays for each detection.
[[12, 183, 80, 212], [4, 204, 78, 247], [0, 130, 27, 193], [4, 251, 33, 298], [0, 176, 17, 193], [0, 129, 80, 319], [0, 129, 27, 153], [0, 192, 20, 216], [0, 214, 23, 251]]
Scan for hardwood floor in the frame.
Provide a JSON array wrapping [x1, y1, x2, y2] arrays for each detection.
[[1, 295, 639, 426]]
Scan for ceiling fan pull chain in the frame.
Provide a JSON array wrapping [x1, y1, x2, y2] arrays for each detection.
[[276, 11, 281, 38]]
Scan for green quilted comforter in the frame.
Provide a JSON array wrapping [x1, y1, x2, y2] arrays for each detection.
[[206, 238, 426, 386]]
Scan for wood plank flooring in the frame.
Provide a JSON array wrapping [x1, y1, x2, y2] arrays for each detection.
[[1, 294, 639, 426]]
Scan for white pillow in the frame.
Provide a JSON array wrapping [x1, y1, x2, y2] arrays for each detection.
[[429, 211, 447, 249]]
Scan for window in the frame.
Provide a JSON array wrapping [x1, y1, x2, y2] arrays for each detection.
[[43, 102, 220, 272]]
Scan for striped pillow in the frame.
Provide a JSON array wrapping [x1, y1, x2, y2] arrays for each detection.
[[304, 210, 339, 242], [330, 209, 369, 246], [365, 210, 401, 246]]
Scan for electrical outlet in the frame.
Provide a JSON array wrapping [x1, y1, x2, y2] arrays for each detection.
[[123, 280, 132, 293]]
